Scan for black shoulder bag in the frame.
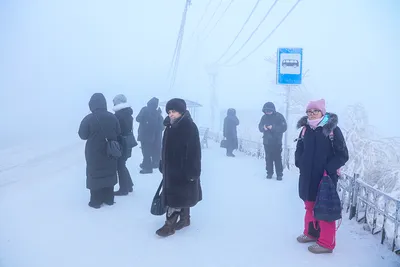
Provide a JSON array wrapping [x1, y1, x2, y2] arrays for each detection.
[[150, 179, 166, 216], [93, 114, 122, 159]]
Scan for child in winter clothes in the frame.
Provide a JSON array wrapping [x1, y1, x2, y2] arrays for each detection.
[[295, 99, 349, 254]]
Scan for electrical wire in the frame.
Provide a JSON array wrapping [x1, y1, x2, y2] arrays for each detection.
[[226, 0, 301, 67], [189, 0, 213, 40], [222, 0, 279, 65], [213, 0, 262, 64], [202, 0, 235, 41], [199, 0, 223, 37], [168, 0, 191, 91]]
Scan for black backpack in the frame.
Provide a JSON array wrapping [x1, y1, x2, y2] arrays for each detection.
[[314, 171, 342, 222]]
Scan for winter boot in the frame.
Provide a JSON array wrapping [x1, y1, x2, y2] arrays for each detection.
[[114, 190, 129, 196], [88, 202, 101, 209], [156, 211, 180, 237], [266, 174, 273, 179], [175, 208, 190, 230], [140, 168, 153, 174], [277, 175, 283, 181], [296, 234, 317, 243], [308, 244, 333, 254]]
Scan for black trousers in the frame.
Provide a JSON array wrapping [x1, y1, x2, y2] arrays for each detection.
[[141, 141, 161, 169], [90, 187, 114, 206], [117, 158, 133, 192], [264, 144, 283, 177]]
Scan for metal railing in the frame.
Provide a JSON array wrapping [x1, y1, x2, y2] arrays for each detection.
[[200, 127, 400, 254]]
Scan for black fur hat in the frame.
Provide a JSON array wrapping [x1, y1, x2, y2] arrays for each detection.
[[166, 98, 187, 114]]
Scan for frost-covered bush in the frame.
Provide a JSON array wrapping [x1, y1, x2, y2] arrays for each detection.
[[341, 104, 400, 198]]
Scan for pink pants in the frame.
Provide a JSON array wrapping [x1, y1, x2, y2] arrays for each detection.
[[303, 201, 336, 250]]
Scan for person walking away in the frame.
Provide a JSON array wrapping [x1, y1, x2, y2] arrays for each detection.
[[157, 98, 202, 237], [136, 97, 161, 174], [151, 107, 164, 168], [112, 94, 134, 196], [78, 93, 121, 209], [258, 102, 287, 180], [223, 108, 239, 157], [295, 99, 349, 254]]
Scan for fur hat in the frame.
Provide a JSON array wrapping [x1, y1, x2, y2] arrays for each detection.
[[166, 98, 187, 114]]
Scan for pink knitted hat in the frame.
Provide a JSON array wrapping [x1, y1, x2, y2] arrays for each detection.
[[306, 99, 326, 115]]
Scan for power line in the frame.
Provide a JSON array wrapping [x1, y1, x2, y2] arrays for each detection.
[[213, 0, 262, 64], [202, 0, 235, 41], [199, 0, 223, 37], [189, 0, 213, 40], [168, 0, 192, 91], [222, 0, 279, 65], [227, 0, 302, 67]]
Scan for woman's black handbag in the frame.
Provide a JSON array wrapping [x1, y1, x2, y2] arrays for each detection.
[[220, 139, 227, 148], [94, 114, 122, 159], [151, 179, 166, 216], [121, 132, 138, 148]]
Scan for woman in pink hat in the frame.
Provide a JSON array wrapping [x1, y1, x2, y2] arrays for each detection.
[[294, 99, 349, 254]]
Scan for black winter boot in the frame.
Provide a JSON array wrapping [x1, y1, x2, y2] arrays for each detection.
[[175, 208, 190, 230], [156, 211, 180, 237]]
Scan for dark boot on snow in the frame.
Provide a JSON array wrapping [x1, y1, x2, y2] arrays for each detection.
[[88, 202, 101, 209], [156, 211, 180, 237], [140, 168, 153, 174], [175, 208, 190, 230], [114, 190, 129, 196], [266, 174, 273, 179], [277, 175, 283, 181]]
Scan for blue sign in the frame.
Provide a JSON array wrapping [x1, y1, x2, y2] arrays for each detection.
[[276, 47, 303, 85]]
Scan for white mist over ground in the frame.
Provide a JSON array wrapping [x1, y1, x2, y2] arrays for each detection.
[[0, 141, 399, 267]]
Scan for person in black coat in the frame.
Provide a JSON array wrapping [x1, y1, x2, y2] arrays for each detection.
[[78, 93, 121, 209], [223, 108, 239, 157], [258, 102, 287, 180], [112, 94, 134, 196], [294, 99, 349, 254], [156, 98, 202, 237], [136, 97, 164, 174]]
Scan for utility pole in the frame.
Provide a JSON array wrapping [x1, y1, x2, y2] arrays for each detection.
[[283, 85, 291, 169], [207, 64, 218, 131]]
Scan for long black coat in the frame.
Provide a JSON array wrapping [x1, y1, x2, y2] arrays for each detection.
[[113, 103, 134, 159], [223, 108, 239, 150], [78, 93, 121, 190], [258, 106, 287, 147], [295, 113, 349, 201], [136, 97, 162, 143], [159, 111, 202, 208]]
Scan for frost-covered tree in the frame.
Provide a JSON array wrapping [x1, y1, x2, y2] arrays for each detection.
[[341, 104, 400, 197]]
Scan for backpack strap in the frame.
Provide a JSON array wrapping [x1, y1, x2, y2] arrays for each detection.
[[301, 126, 307, 138]]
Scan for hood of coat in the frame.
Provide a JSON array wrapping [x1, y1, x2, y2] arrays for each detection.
[[297, 112, 338, 136], [227, 108, 236, 116], [89, 93, 107, 112], [262, 102, 276, 113], [147, 97, 159, 110], [113, 102, 132, 112]]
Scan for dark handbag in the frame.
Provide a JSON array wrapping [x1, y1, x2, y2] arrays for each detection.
[[121, 132, 138, 149], [220, 139, 227, 148], [94, 114, 122, 159], [151, 179, 166, 216], [314, 171, 342, 222]]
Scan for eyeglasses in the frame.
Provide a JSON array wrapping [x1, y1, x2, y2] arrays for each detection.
[[306, 109, 321, 115]]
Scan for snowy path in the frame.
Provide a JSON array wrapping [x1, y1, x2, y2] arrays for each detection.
[[0, 142, 399, 267]]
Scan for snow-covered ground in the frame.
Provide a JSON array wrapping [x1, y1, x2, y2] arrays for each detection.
[[0, 141, 399, 267]]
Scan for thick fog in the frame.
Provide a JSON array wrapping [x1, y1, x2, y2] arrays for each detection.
[[0, 0, 399, 149]]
